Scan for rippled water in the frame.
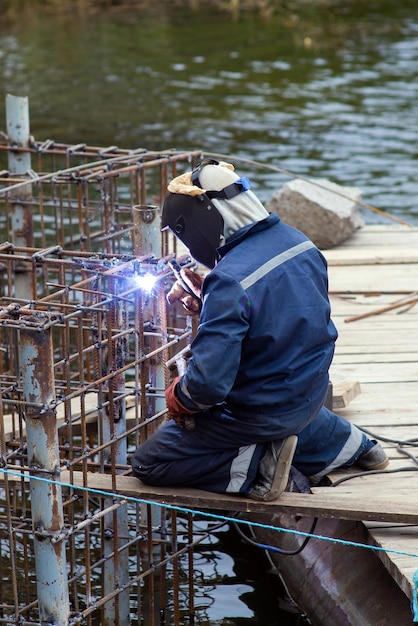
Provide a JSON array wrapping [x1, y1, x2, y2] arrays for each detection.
[[1, 1, 418, 225], [0, 2, 417, 623]]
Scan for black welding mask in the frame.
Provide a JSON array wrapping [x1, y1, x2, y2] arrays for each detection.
[[161, 191, 224, 269], [162, 159, 254, 268]]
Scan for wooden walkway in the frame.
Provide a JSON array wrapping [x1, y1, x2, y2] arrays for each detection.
[[319, 224, 418, 601], [2, 224, 417, 606], [69, 224, 418, 605]]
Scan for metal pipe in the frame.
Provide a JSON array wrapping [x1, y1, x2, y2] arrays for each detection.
[[102, 275, 130, 625], [131, 204, 166, 416], [132, 204, 161, 258], [18, 313, 70, 625], [5, 94, 34, 299]]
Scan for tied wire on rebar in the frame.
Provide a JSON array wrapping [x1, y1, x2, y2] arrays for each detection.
[[0, 141, 206, 626], [0, 246, 199, 626], [0, 136, 416, 626]]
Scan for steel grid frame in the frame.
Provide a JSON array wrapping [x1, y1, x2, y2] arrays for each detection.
[[0, 142, 218, 625]]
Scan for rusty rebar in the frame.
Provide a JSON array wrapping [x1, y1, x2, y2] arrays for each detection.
[[0, 141, 207, 624]]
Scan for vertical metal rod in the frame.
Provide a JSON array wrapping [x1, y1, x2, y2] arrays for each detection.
[[0, 390, 20, 613], [102, 279, 130, 625], [18, 314, 70, 625], [131, 204, 165, 415], [171, 510, 180, 626], [187, 513, 195, 625], [131, 205, 168, 621], [147, 505, 155, 626], [5, 94, 34, 299], [132, 204, 161, 258]]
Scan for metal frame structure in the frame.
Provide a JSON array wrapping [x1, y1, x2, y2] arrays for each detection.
[[0, 96, 221, 625]]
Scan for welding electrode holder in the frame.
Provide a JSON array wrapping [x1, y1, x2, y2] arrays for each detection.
[[167, 259, 202, 312]]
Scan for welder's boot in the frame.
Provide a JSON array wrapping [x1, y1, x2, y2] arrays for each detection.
[[355, 439, 389, 470], [247, 435, 298, 502]]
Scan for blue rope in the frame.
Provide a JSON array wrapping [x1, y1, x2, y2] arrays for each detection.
[[2, 467, 418, 561], [413, 570, 418, 622]]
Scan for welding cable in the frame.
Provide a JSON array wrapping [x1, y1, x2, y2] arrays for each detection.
[[231, 516, 318, 556], [396, 446, 418, 466], [213, 510, 316, 610], [331, 466, 418, 487], [325, 426, 418, 486], [229, 517, 304, 615], [357, 425, 418, 447], [182, 518, 228, 536], [153, 517, 228, 540]]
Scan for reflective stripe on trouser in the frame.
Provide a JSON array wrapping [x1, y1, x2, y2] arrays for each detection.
[[131, 419, 265, 494], [132, 405, 368, 494], [293, 405, 368, 485]]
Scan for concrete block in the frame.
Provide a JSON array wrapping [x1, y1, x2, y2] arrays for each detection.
[[266, 178, 364, 249]]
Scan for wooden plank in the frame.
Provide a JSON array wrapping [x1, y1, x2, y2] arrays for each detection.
[[53, 470, 418, 525], [332, 343, 417, 354], [363, 523, 418, 598], [335, 412, 417, 428], [335, 318, 418, 331], [323, 226, 418, 249], [330, 291, 418, 305], [332, 380, 361, 408], [333, 314, 418, 326], [331, 362, 418, 383], [331, 382, 418, 406], [336, 316, 418, 330], [331, 303, 418, 320], [332, 353, 418, 364], [327, 264, 418, 293], [341, 405, 418, 421], [325, 249, 418, 266], [340, 412, 418, 428], [4, 468, 418, 533], [325, 472, 418, 493], [336, 328, 418, 341], [342, 424, 418, 441]]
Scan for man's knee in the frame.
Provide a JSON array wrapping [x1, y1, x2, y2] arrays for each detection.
[[131, 446, 145, 479]]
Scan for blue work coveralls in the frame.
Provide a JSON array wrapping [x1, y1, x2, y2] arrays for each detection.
[[132, 214, 369, 492]]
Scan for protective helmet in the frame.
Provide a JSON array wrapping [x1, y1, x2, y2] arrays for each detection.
[[161, 191, 224, 269], [161, 159, 252, 269]]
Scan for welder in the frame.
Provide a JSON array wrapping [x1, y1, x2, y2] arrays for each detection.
[[132, 160, 388, 500]]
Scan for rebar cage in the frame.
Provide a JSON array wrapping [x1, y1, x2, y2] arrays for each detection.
[[0, 133, 225, 625]]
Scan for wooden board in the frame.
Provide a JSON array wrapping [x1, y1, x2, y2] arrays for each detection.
[[328, 265, 418, 293], [332, 380, 361, 408], [54, 470, 418, 526], [330, 362, 418, 383], [2, 225, 417, 606], [324, 225, 418, 249], [324, 226, 418, 600], [326, 249, 418, 265]]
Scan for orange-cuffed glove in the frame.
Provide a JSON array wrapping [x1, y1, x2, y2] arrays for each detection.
[[165, 376, 198, 427]]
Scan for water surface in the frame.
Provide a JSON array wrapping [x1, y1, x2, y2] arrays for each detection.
[[1, 0, 418, 224], [0, 2, 417, 623]]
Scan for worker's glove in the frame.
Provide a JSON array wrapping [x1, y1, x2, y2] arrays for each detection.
[[166, 268, 204, 316], [165, 376, 198, 428]]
